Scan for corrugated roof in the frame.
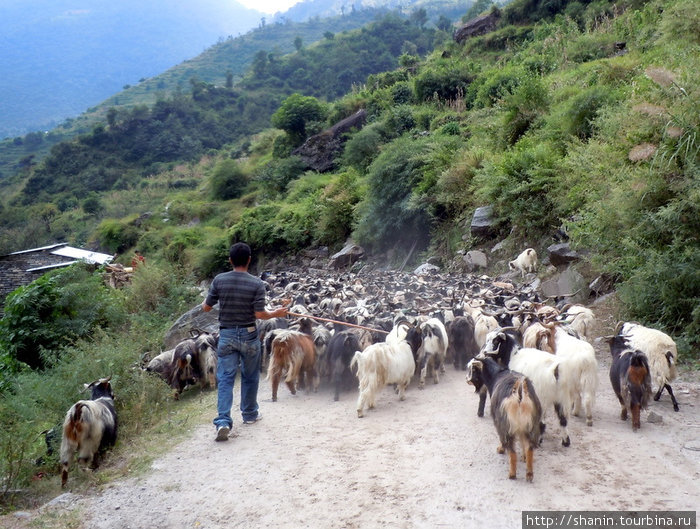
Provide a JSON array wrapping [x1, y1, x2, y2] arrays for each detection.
[[26, 261, 78, 273], [51, 246, 113, 265], [6, 243, 67, 256]]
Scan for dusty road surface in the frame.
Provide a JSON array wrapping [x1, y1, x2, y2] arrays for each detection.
[[12, 342, 699, 529]]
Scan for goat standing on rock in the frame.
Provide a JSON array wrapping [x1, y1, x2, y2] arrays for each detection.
[[509, 248, 538, 278]]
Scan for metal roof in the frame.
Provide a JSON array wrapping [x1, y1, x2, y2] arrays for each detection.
[[50, 246, 113, 265]]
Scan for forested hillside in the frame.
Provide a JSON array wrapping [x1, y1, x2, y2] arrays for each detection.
[[0, 0, 264, 139], [0, 2, 441, 184]]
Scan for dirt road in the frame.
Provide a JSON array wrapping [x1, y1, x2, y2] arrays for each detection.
[[30, 344, 699, 529]]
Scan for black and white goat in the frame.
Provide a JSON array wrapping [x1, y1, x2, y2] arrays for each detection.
[[417, 318, 449, 388], [608, 335, 652, 431], [616, 322, 679, 412], [59, 377, 117, 487], [466, 356, 542, 482]]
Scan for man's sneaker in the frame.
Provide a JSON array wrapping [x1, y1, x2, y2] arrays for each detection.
[[243, 413, 262, 425], [215, 425, 231, 441]]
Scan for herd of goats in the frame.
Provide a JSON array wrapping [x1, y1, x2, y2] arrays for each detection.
[[57, 256, 681, 485]]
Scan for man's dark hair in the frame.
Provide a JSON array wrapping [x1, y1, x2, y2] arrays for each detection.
[[229, 242, 252, 267]]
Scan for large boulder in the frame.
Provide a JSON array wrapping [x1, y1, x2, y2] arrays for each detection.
[[292, 109, 367, 172], [328, 241, 365, 270], [163, 303, 219, 350], [547, 242, 581, 267], [463, 250, 488, 272], [540, 268, 589, 304], [454, 11, 500, 43], [470, 206, 498, 239]]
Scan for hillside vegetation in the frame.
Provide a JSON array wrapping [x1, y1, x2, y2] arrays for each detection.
[[0, 0, 698, 509]]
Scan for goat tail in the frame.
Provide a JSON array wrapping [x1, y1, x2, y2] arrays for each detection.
[[502, 377, 538, 434]]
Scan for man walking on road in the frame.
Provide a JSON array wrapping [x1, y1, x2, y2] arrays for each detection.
[[202, 242, 288, 441]]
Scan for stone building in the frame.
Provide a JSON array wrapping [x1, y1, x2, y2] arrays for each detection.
[[0, 243, 113, 309]]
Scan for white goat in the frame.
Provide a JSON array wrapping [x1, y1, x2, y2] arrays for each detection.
[[558, 304, 595, 342], [553, 326, 598, 426], [351, 328, 422, 418], [509, 248, 538, 277], [618, 322, 679, 411], [465, 302, 500, 349]]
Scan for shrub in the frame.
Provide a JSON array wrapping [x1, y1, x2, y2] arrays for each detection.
[[501, 75, 549, 145], [354, 135, 433, 251], [414, 66, 475, 102], [95, 218, 140, 253], [385, 105, 416, 136], [342, 123, 386, 172], [208, 159, 247, 200], [474, 140, 562, 233], [551, 86, 614, 140], [0, 264, 126, 370], [391, 82, 414, 105], [256, 156, 307, 196], [474, 66, 526, 108], [618, 244, 700, 362], [315, 170, 362, 246]]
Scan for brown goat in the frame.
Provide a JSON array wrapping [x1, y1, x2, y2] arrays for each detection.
[[267, 330, 318, 401]]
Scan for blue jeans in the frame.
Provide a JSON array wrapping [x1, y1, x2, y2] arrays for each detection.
[[213, 327, 261, 429]]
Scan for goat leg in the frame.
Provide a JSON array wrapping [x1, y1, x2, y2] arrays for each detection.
[[508, 450, 517, 479], [525, 447, 534, 483]]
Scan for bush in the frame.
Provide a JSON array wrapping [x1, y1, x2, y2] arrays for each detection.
[[208, 159, 247, 200], [385, 105, 416, 136], [551, 86, 614, 140], [618, 244, 700, 362], [95, 218, 140, 253], [341, 123, 386, 172], [354, 135, 433, 251], [315, 170, 362, 246], [501, 75, 549, 145], [474, 140, 562, 233], [474, 65, 526, 108], [256, 156, 307, 196], [0, 264, 126, 370], [414, 65, 475, 102], [391, 82, 414, 105]]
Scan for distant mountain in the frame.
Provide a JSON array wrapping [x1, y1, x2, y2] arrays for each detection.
[[273, 0, 464, 23], [0, 0, 264, 139]]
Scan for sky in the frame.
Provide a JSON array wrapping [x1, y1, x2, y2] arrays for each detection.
[[236, 0, 300, 14]]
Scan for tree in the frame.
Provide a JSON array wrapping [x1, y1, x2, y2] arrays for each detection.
[[410, 8, 428, 29], [436, 15, 453, 32], [271, 94, 327, 145], [294, 35, 303, 52]]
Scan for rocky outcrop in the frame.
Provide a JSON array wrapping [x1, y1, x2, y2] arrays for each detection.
[[163, 304, 219, 350], [292, 109, 367, 172], [454, 12, 500, 43], [547, 243, 581, 267], [470, 206, 499, 239], [328, 240, 365, 270]]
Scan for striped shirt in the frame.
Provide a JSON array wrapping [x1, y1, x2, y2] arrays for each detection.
[[205, 271, 266, 328]]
